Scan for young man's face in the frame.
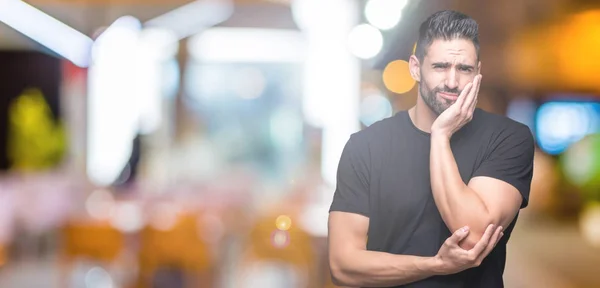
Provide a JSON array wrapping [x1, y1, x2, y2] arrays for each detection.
[[414, 38, 480, 115]]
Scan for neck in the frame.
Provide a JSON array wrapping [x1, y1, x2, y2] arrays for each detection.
[[408, 94, 437, 134]]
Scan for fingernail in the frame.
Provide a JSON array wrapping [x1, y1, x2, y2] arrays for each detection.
[[499, 226, 503, 231], [462, 226, 470, 232], [501, 232, 504, 237]]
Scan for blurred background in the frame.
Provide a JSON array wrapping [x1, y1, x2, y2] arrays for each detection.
[[0, 0, 599, 287]]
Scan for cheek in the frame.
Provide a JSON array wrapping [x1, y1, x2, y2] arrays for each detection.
[[458, 76, 475, 91], [423, 72, 445, 87], [423, 73, 444, 93]]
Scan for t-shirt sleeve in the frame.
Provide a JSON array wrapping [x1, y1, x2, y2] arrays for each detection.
[[471, 125, 535, 208], [329, 135, 371, 217]]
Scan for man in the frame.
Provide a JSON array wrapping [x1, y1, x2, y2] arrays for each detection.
[[328, 10, 534, 288]]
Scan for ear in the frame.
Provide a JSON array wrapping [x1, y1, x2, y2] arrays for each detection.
[[477, 61, 482, 74], [409, 55, 421, 82]]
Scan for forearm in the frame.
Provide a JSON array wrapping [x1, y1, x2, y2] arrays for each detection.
[[330, 250, 441, 287], [429, 133, 494, 247]]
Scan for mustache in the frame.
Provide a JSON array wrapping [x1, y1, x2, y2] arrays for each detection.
[[434, 87, 460, 95]]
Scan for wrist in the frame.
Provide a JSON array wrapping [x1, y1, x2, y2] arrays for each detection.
[[430, 130, 452, 142], [420, 256, 447, 276]]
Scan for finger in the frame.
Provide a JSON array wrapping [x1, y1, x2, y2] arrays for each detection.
[[456, 83, 472, 108], [476, 226, 503, 262], [495, 232, 504, 247], [462, 75, 480, 113], [447, 226, 470, 246], [468, 224, 495, 256], [469, 75, 482, 112]]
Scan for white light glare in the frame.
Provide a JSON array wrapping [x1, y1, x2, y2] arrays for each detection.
[[365, 0, 407, 30], [87, 16, 142, 186], [145, 0, 233, 40], [0, 0, 93, 67], [348, 24, 383, 59], [188, 28, 306, 63]]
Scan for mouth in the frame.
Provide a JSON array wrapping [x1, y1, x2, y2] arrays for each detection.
[[438, 92, 459, 101]]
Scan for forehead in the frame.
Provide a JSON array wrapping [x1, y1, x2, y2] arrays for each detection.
[[423, 38, 477, 64]]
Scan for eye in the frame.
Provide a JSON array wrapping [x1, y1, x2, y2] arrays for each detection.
[[458, 66, 473, 72], [433, 64, 446, 71]]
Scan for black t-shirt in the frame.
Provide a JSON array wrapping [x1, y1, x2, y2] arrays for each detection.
[[329, 108, 534, 288]]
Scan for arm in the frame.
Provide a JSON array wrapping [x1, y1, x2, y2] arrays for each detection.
[[429, 133, 524, 249], [429, 75, 534, 250], [328, 211, 441, 287], [328, 136, 442, 286]]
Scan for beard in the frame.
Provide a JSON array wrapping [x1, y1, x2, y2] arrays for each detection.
[[419, 78, 461, 115]]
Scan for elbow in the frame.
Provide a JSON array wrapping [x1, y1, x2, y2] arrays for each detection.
[[329, 267, 346, 287], [459, 232, 482, 250], [459, 215, 502, 250], [459, 218, 503, 250], [329, 257, 355, 287]]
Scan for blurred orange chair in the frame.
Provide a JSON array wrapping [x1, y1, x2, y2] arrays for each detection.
[[60, 220, 125, 286], [238, 212, 317, 288], [137, 212, 214, 288], [0, 244, 6, 268]]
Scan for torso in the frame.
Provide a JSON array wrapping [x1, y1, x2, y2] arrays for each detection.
[[356, 109, 519, 288]]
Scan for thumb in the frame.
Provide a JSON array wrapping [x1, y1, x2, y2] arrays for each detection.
[[448, 226, 470, 245]]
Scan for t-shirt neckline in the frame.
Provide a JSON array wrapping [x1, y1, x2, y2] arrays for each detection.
[[400, 110, 431, 138]]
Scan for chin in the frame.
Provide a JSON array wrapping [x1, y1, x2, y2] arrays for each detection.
[[435, 104, 452, 115]]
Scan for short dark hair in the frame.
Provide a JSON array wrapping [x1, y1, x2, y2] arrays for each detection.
[[415, 10, 479, 61]]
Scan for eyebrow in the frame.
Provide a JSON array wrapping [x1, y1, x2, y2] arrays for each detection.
[[456, 63, 475, 70], [431, 62, 475, 70]]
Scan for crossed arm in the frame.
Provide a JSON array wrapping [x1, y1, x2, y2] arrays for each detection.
[[328, 212, 439, 287], [328, 212, 501, 287], [429, 133, 526, 250], [328, 130, 533, 287]]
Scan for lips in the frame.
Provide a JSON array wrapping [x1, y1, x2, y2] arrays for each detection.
[[438, 92, 458, 101]]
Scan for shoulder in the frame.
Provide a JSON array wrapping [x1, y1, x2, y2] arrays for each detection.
[[350, 112, 404, 145], [473, 109, 535, 155], [474, 108, 533, 140], [342, 112, 402, 164]]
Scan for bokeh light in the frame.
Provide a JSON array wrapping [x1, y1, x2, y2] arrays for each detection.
[[536, 102, 600, 155], [85, 189, 115, 220], [231, 67, 266, 99], [364, 0, 407, 30], [275, 215, 292, 231], [347, 24, 383, 60], [271, 230, 290, 249], [109, 201, 144, 233], [555, 10, 600, 91], [561, 134, 600, 199], [382, 60, 415, 94], [360, 93, 393, 126], [579, 202, 600, 248], [149, 202, 180, 231], [84, 266, 114, 288]]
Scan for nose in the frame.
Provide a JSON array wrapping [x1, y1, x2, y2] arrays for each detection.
[[445, 68, 459, 91]]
